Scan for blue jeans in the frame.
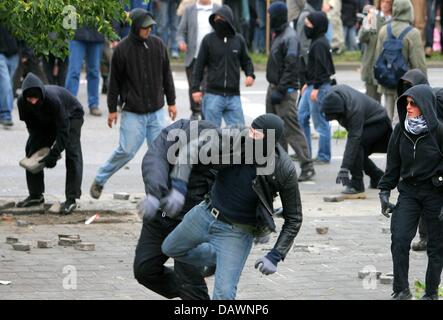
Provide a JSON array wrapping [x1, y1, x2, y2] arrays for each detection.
[[162, 202, 254, 300], [252, 0, 266, 53], [298, 84, 331, 162], [65, 40, 103, 109], [343, 26, 358, 51], [202, 93, 245, 127], [156, 0, 179, 53], [0, 53, 19, 121], [95, 108, 166, 185]]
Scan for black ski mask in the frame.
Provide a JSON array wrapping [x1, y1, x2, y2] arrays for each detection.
[[24, 88, 43, 107], [214, 19, 233, 38]]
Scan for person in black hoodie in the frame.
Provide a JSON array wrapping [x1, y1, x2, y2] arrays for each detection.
[[321, 84, 392, 194], [90, 9, 176, 200], [266, 1, 315, 182], [16, 73, 84, 214], [0, 24, 20, 127], [298, 11, 335, 165], [191, 5, 255, 127], [378, 84, 443, 300], [133, 119, 218, 300]]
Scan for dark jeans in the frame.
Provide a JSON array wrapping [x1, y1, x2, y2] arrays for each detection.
[[25, 118, 83, 200], [266, 85, 313, 171], [349, 118, 391, 191], [418, 215, 428, 240], [391, 180, 443, 295], [185, 59, 207, 115], [13, 55, 48, 96], [42, 55, 68, 87], [133, 212, 210, 300]]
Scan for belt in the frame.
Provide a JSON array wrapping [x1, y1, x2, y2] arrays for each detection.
[[207, 203, 233, 225]]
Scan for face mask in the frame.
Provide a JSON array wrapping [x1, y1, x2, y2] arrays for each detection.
[[270, 16, 286, 32], [304, 25, 315, 39], [214, 20, 232, 38], [400, 82, 413, 95]]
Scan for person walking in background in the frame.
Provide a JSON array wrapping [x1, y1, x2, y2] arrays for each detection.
[[154, 0, 180, 58], [90, 9, 176, 199], [177, 0, 220, 120], [65, 26, 105, 117]]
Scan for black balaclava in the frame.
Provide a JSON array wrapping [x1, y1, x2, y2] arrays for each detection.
[[210, 5, 236, 38], [252, 113, 284, 143], [269, 1, 288, 33], [23, 87, 43, 107], [305, 11, 329, 39], [322, 91, 345, 122]]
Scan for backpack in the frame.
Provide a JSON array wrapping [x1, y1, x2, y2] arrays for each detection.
[[374, 23, 412, 89]]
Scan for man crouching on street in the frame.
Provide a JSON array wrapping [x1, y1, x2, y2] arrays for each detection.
[[160, 113, 303, 300]]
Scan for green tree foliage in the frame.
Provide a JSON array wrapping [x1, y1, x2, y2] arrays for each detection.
[[0, 0, 129, 59]]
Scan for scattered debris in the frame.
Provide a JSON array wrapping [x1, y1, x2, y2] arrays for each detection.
[[48, 202, 61, 214], [74, 243, 95, 251], [358, 269, 382, 279], [12, 243, 31, 252], [6, 237, 19, 244], [379, 273, 394, 284], [85, 214, 100, 225], [0, 200, 15, 210], [0, 281, 12, 285], [58, 234, 80, 240], [1, 214, 14, 222], [114, 193, 130, 200], [381, 228, 391, 234], [323, 193, 367, 202], [58, 238, 82, 246], [16, 220, 29, 227], [316, 227, 329, 235], [37, 240, 52, 249]]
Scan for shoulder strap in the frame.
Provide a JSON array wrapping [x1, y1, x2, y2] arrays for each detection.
[[397, 25, 413, 41]]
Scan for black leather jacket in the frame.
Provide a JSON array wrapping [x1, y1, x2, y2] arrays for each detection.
[[170, 127, 303, 260]]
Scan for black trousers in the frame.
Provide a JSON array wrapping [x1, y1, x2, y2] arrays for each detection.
[[133, 212, 210, 300], [185, 59, 208, 115], [349, 118, 392, 190], [13, 55, 48, 95], [25, 118, 83, 200], [391, 181, 443, 295], [42, 55, 68, 87]]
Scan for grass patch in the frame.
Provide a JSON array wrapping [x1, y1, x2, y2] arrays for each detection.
[[414, 280, 443, 299], [332, 128, 347, 139]]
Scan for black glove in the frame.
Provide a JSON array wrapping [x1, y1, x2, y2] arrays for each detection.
[[270, 90, 284, 105], [39, 152, 58, 169], [379, 189, 396, 218], [336, 168, 350, 186]]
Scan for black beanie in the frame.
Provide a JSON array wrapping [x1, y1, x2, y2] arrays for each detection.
[[252, 113, 284, 142], [321, 91, 345, 117]]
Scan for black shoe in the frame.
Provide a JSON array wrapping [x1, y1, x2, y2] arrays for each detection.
[[16, 195, 44, 208], [61, 199, 77, 215], [202, 265, 216, 278], [298, 168, 316, 182], [341, 186, 365, 194], [421, 293, 439, 300], [391, 289, 412, 300], [101, 84, 108, 95], [90, 180, 104, 199], [412, 239, 427, 251]]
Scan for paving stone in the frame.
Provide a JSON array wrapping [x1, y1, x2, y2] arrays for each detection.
[[6, 237, 19, 244], [48, 202, 61, 214], [379, 273, 394, 284], [113, 193, 130, 200], [58, 234, 80, 240], [74, 242, 95, 251], [0, 200, 15, 210], [58, 238, 82, 246], [12, 243, 31, 252], [16, 220, 29, 227], [37, 240, 53, 249]]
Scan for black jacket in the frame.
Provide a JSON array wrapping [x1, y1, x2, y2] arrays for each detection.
[[302, 12, 335, 88], [266, 25, 300, 92], [378, 84, 443, 190], [170, 127, 303, 260], [191, 6, 255, 96], [142, 120, 218, 219], [0, 25, 19, 57], [74, 27, 105, 43], [341, 0, 358, 27], [18, 73, 84, 158], [107, 9, 176, 114], [321, 84, 392, 169]]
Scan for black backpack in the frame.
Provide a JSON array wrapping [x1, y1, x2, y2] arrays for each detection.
[[374, 23, 412, 89]]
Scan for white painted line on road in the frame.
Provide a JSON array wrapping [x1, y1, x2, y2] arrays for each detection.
[[275, 272, 287, 279], [285, 267, 295, 273], [265, 278, 278, 285]]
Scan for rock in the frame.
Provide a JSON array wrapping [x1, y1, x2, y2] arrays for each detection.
[[58, 234, 80, 240], [6, 237, 19, 244], [114, 192, 130, 200], [74, 243, 95, 251], [0, 200, 15, 210], [48, 202, 61, 214], [316, 227, 329, 235], [16, 220, 29, 227], [1, 214, 14, 222], [37, 240, 52, 249], [58, 238, 82, 246], [358, 270, 382, 280], [379, 273, 394, 284], [12, 243, 31, 252]]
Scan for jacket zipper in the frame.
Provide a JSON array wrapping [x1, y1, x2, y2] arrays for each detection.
[[403, 132, 427, 177], [224, 37, 227, 97]]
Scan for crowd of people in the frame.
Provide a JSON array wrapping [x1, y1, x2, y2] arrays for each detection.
[[0, 0, 442, 301]]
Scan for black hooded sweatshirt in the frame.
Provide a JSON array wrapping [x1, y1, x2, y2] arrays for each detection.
[[18, 73, 84, 158], [191, 5, 255, 96], [301, 12, 335, 88], [378, 84, 443, 190], [107, 9, 176, 114], [398, 68, 443, 120], [321, 84, 392, 170]]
